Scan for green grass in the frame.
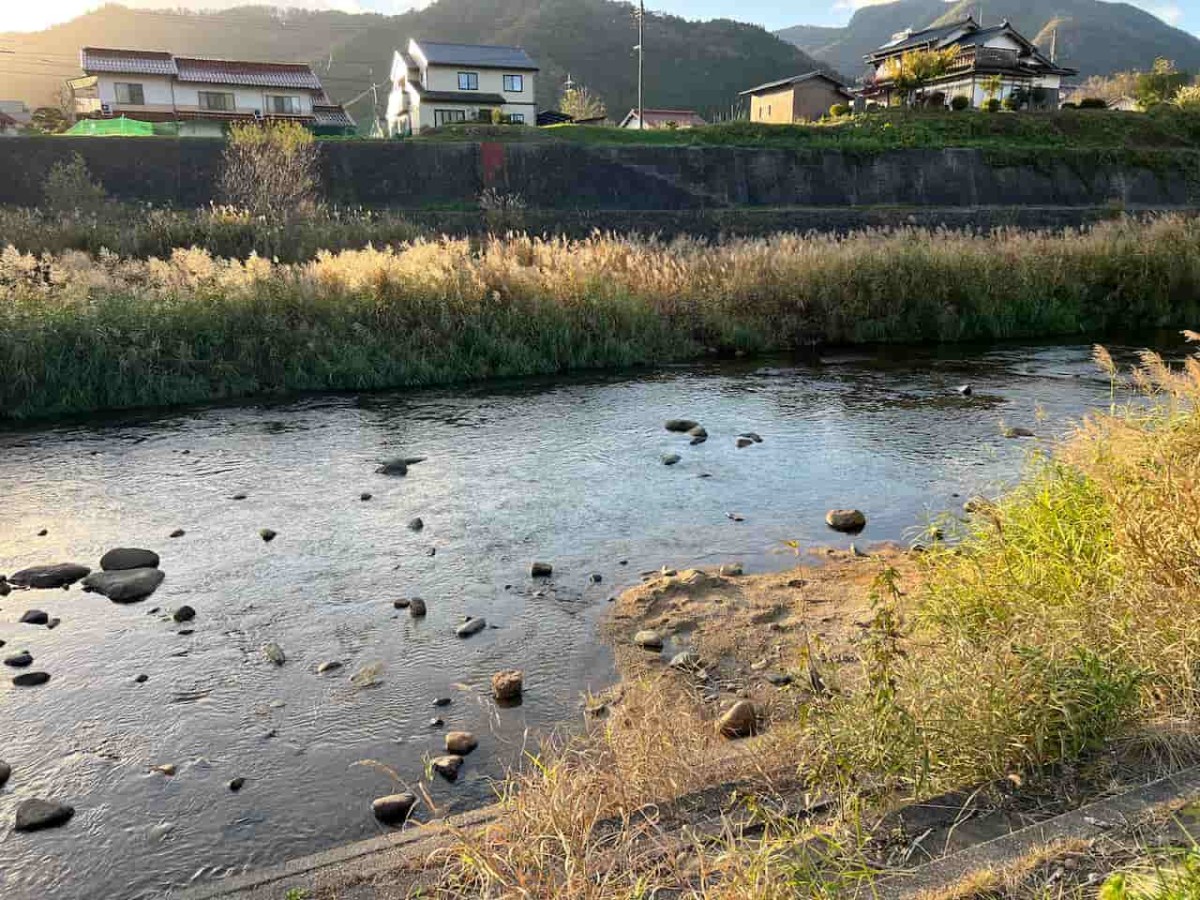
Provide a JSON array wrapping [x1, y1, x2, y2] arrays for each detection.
[[416, 108, 1200, 152], [3, 216, 1200, 420]]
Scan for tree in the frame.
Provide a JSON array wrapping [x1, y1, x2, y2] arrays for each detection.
[[1137, 57, 1190, 107], [42, 153, 106, 214], [1174, 83, 1200, 111], [981, 75, 1004, 104], [29, 107, 70, 134], [218, 121, 321, 222], [879, 48, 959, 106], [560, 84, 607, 121]]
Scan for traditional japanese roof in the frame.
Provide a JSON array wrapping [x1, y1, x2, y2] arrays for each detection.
[[80, 48, 324, 90], [866, 17, 1076, 76], [740, 71, 852, 97], [312, 104, 356, 128], [412, 41, 539, 71], [0, 110, 18, 127], [872, 18, 978, 56], [174, 57, 323, 90], [81, 47, 178, 76]]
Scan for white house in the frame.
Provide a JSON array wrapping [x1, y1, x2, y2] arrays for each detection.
[[386, 39, 538, 135], [68, 47, 354, 136], [864, 17, 1077, 109]]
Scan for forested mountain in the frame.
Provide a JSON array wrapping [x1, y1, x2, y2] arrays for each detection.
[[0, 0, 828, 124], [777, 0, 1200, 82]]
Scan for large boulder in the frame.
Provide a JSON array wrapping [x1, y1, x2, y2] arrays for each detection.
[[99, 548, 160, 572], [825, 509, 867, 533], [372, 793, 417, 825], [9, 564, 90, 589], [83, 568, 164, 603], [445, 731, 478, 755], [15, 798, 74, 832]]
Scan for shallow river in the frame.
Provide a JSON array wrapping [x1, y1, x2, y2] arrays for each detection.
[[0, 340, 1170, 898]]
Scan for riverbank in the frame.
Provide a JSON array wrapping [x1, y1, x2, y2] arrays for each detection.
[[275, 343, 1200, 898], [4, 217, 1200, 420]]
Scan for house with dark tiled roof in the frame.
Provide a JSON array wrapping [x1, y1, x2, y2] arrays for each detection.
[[386, 39, 538, 135], [68, 47, 355, 136], [864, 17, 1076, 109]]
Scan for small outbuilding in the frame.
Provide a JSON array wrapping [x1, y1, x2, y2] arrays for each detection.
[[618, 108, 707, 129], [740, 72, 853, 124]]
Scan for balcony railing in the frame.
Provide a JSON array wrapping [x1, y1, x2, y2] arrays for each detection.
[[948, 46, 1021, 72]]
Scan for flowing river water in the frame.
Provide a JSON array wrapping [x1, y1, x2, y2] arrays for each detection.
[[0, 339, 1170, 898]]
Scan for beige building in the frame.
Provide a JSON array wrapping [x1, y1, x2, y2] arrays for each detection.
[[740, 72, 853, 124], [386, 40, 538, 135]]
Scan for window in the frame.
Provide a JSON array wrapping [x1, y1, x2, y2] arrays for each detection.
[[509, 113, 525, 124], [434, 108, 468, 126], [198, 91, 235, 112], [268, 95, 301, 115], [114, 83, 145, 105], [503, 74, 523, 92], [458, 72, 479, 91]]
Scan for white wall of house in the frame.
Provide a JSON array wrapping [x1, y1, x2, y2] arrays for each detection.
[[95, 74, 175, 111], [171, 83, 317, 116]]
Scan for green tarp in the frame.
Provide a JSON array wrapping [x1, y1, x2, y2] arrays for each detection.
[[66, 117, 177, 136]]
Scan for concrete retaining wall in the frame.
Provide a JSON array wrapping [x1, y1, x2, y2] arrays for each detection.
[[0, 136, 1197, 211]]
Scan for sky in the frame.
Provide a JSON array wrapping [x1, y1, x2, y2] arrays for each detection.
[[2, 0, 1197, 38]]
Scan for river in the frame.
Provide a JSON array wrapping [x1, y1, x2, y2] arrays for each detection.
[[0, 339, 1163, 898]]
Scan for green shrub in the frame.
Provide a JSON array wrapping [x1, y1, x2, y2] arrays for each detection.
[[1002, 96, 1020, 111], [828, 103, 851, 118], [950, 95, 971, 111], [42, 154, 106, 215], [984, 98, 1002, 113]]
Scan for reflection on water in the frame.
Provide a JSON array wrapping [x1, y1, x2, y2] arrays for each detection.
[[0, 338, 1177, 898]]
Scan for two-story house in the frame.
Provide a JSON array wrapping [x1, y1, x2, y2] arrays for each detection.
[[69, 47, 354, 136], [864, 17, 1076, 109], [386, 39, 538, 135]]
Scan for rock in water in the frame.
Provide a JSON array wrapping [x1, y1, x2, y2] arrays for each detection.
[[316, 660, 342, 675], [99, 548, 160, 572], [825, 509, 867, 533], [408, 598, 427, 617], [393, 598, 411, 609], [634, 630, 664, 651], [445, 731, 478, 755], [4, 651, 33, 668], [263, 643, 286, 666], [259, 529, 277, 543], [228, 777, 245, 792], [491, 670, 523, 702], [376, 457, 425, 476], [0, 581, 9, 597], [456, 617, 486, 638], [686, 425, 708, 439], [13, 672, 51, 687], [9, 564, 90, 589], [407, 518, 424, 532], [432, 697, 452, 708], [1004, 426, 1036, 439], [739, 432, 763, 444], [431, 755, 464, 781], [169, 529, 186, 539], [735, 437, 754, 449], [19, 611, 49, 626], [665, 419, 699, 433], [372, 793, 416, 825], [0, 760, 10, 788], [530, 562, 553, 578], [719, 563, 744, 577], [661, 453, 682, 466], [957, 385, 973, 396], [717, 700, 758, 739], [15, 798, 74, 832], [172, 605, 196, 623], [360, 493, 372, 502], [83, 568, 165, 603]]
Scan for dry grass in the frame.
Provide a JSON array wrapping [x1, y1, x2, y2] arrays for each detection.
[[4, 215, 1200, 418]]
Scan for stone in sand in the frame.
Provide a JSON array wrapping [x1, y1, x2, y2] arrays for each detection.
[[19, 610, 48, 626], [717, 700, 758, 739], [634, 630, 664, 651]]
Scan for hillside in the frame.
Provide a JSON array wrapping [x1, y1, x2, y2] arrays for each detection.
[[777, 0, 1200, 82], [0, 0, 828, 126]]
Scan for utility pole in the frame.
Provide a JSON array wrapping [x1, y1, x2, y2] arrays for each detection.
[[636, 0, 645, 129], [1050, 27, 1058, 64]]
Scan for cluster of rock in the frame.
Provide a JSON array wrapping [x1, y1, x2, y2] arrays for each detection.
[[663, 419, 764, 462]]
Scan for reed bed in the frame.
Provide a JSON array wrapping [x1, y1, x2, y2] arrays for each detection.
[[426, 345, 1200, 898], [3, 216, 1200, 419]]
